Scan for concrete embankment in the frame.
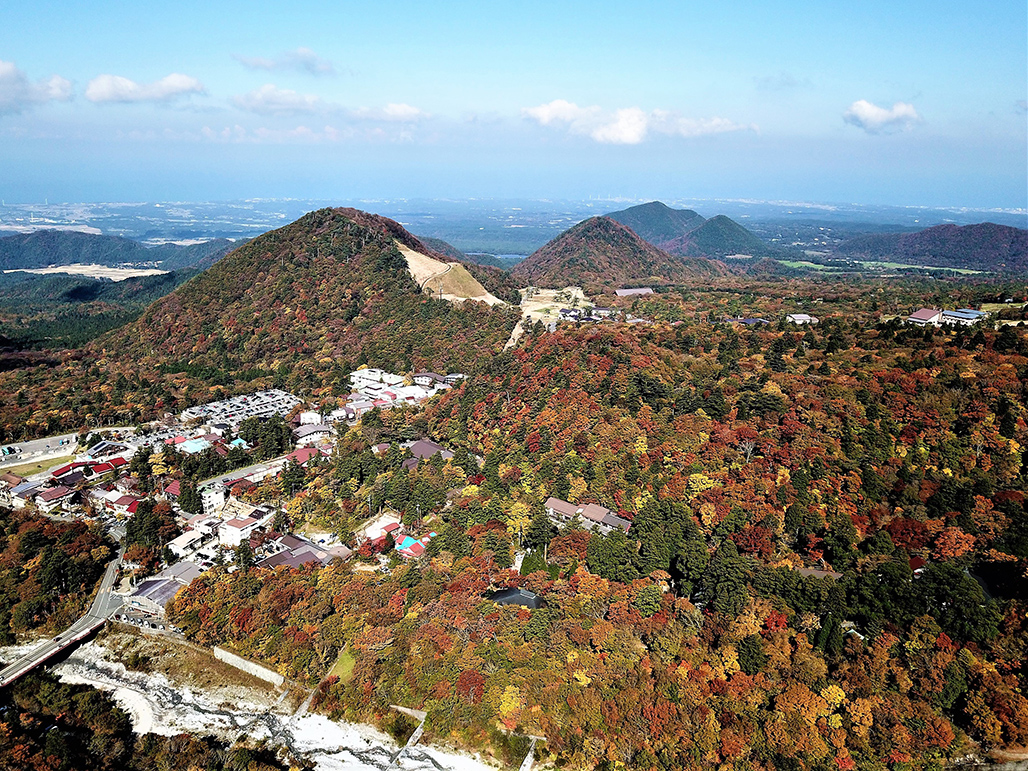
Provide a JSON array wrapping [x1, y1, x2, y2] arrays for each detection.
[[213, 646, 285, 687]]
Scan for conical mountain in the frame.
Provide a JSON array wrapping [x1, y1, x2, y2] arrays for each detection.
[[0, 208, 524, 437], [512, 216, 728, 291], [662, 214, 780, 259], [605, 201, 705, 246]]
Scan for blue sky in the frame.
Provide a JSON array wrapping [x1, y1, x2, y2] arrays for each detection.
[[1, 0, 1025, 208]]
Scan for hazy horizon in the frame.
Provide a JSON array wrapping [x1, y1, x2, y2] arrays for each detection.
[[2, 1, 1025, 208]]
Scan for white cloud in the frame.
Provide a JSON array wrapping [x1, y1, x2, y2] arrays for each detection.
[[590, 107, 649, 144], [233, 84, 324, 115], [233, 47, 335, 76], [85, 73, 205, 103], [522, 99, 752, 144], [522, 99, 599, 126], [351, 102, 429, 122], [0, 60, 72, 115], [843, 99, 921, 134]]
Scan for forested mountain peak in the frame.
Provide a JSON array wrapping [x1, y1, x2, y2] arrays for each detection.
[[662, 214, 783, 259], [512, 216, 728, 291], [605, 200, 706, 246], [0, 207, 520, 436]]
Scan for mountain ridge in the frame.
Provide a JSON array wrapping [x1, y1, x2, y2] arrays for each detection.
[[833, 222, 1028, 272], [512, 216, 729, 290], [605, 201, 706, 246], [604, 201, 785, 261], [0, 230, 236, 271]]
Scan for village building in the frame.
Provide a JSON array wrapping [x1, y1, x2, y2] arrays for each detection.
[[184, 514, 219, 536], [0, 473, 24, 507], [786, 313, 819, 325], [109, 494, 142, 517], [86, 441, 129, 459], [200, 485, 227, 517], [285, 447, 325, 467], [349, 368, 405, 393], [402, 439, 454, 471], [941, 308, 987, 326], [297, 410, 323, 425], [166, 529, 205, 559], [413, 372, 448, 387], [220, 516, 259, 548], [907, 308, 943, 326], [293, 424, 333, 446], [35, 486, 74, 513], [255, 534, 353, 569], [394, 532, 437, 559], [9, 481, 40, 509], [126, 561, 203, 617], [544, 496, 632, 535]]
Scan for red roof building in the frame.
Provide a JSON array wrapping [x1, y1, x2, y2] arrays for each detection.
[[38, 486, 72, 503]]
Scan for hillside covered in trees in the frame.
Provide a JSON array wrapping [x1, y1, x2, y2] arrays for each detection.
[[166, 288, 1028, 770], [0, 267, 212, 350], [605, 201, 707, 246], [0, 208, 520, 441], [605, 202, 784, 260], [0, 230, 235, 271], [834, 223, 1028, 273], [663, 214, 786, 259], [512, 216, 729, 291]]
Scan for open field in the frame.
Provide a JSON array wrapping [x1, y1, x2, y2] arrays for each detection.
[[396, 243, 505, 306], [328, 646, 356, 683], [3, 264, 168, 282], [3, 454, 74, 477], [982, 302, 1027, 313], [505, 285, 592, 350], [519, 285, 589, 322]]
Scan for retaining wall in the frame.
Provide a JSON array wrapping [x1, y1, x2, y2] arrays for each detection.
[[213, 646, 284, 687]]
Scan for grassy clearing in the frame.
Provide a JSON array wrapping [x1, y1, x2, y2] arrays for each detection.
[[328, 646, 356, 683], [778, 260, 843, 272], [3, 455, 74, 478]]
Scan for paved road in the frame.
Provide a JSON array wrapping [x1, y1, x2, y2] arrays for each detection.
[[0, 549, 124, 688], [0, 432, 78, 469], [199, 458, 285, 489], [0, 426, 138, 473]]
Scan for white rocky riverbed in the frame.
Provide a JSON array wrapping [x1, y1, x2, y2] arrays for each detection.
[[28, 641, 497, 771]]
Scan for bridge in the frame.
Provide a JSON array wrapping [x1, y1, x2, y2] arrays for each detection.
[[0, 550, 123, 688]]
